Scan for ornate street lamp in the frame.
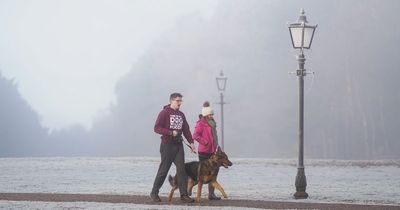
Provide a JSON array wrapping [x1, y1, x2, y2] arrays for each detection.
[[288, 9, 317, 199], [216, 70, 227, 151]]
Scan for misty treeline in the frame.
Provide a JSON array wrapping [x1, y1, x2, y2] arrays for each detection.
[[1, 0, 399, 159]]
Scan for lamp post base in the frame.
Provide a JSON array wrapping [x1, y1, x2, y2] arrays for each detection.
[[294, 191, 308, 199], [294, 167, 308, 199]]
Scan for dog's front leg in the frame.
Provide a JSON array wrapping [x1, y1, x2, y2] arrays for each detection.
[[187, 178, 194, 196], [211, 181, 228, 199], [168, 185, 177, 202], [196, 180, 203, 202]]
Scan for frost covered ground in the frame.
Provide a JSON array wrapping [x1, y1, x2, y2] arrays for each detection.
[[0, 157, 399, 206]]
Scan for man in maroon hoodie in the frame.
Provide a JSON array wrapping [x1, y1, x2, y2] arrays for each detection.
[[150, 93, 196, 203]]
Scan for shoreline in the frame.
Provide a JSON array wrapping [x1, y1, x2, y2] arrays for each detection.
[[0, 193, 399, 210]]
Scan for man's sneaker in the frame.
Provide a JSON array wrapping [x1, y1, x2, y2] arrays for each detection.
[[150, 192, 161, 202], [180, 195, 194, 203]]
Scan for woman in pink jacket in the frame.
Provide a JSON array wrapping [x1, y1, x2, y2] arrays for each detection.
[[193, 101, 220, 200]]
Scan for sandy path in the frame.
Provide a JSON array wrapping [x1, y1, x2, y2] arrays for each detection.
[[0, 193, 399, 210]]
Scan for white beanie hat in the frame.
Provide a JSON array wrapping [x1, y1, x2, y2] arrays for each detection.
[[201, 101, 214, 117]]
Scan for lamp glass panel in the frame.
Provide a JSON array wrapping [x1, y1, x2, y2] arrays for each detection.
[[303, 27, 315, 49], [217, 78, 227, 91], [290, 27, 304, 48]]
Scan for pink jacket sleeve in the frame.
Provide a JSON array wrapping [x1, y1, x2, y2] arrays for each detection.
[[193, 122, 208, 146]]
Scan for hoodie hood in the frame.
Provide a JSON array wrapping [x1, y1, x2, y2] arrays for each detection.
[[163, 104, 179, 111]]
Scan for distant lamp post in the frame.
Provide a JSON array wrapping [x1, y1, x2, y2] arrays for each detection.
[[288, 9, 317, 199], [216, 70, 227, 151]]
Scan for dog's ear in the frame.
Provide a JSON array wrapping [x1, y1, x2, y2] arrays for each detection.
[[216, 146, 222, 154]]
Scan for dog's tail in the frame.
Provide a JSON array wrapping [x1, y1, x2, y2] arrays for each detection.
[[168, 175, 174, 186]]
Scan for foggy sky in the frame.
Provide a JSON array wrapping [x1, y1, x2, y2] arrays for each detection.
[[1, 0, 400, 159], [0, 0, 218, 129]]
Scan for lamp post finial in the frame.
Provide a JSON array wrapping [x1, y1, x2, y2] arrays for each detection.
[[298, 9, 308, 24]]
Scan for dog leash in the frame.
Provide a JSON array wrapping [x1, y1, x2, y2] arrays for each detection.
[[170, 135, 196, 154], [183, 141, 197, 154]]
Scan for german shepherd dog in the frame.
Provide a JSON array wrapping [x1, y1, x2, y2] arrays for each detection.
[[168, 147, 233, 202]]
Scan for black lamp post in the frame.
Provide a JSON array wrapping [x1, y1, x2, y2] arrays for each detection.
[[216, 70, 227, 151], [288, 9, 317, 199]]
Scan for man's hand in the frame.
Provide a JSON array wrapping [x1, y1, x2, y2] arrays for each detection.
[[190, 143, 196, 154], [172, 130, 178, 137]]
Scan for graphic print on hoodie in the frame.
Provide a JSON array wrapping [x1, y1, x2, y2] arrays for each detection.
[[170, 115, 183, 129]]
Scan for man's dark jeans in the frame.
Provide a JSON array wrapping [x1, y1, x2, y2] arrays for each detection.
[[151, 142, 188, 196]]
